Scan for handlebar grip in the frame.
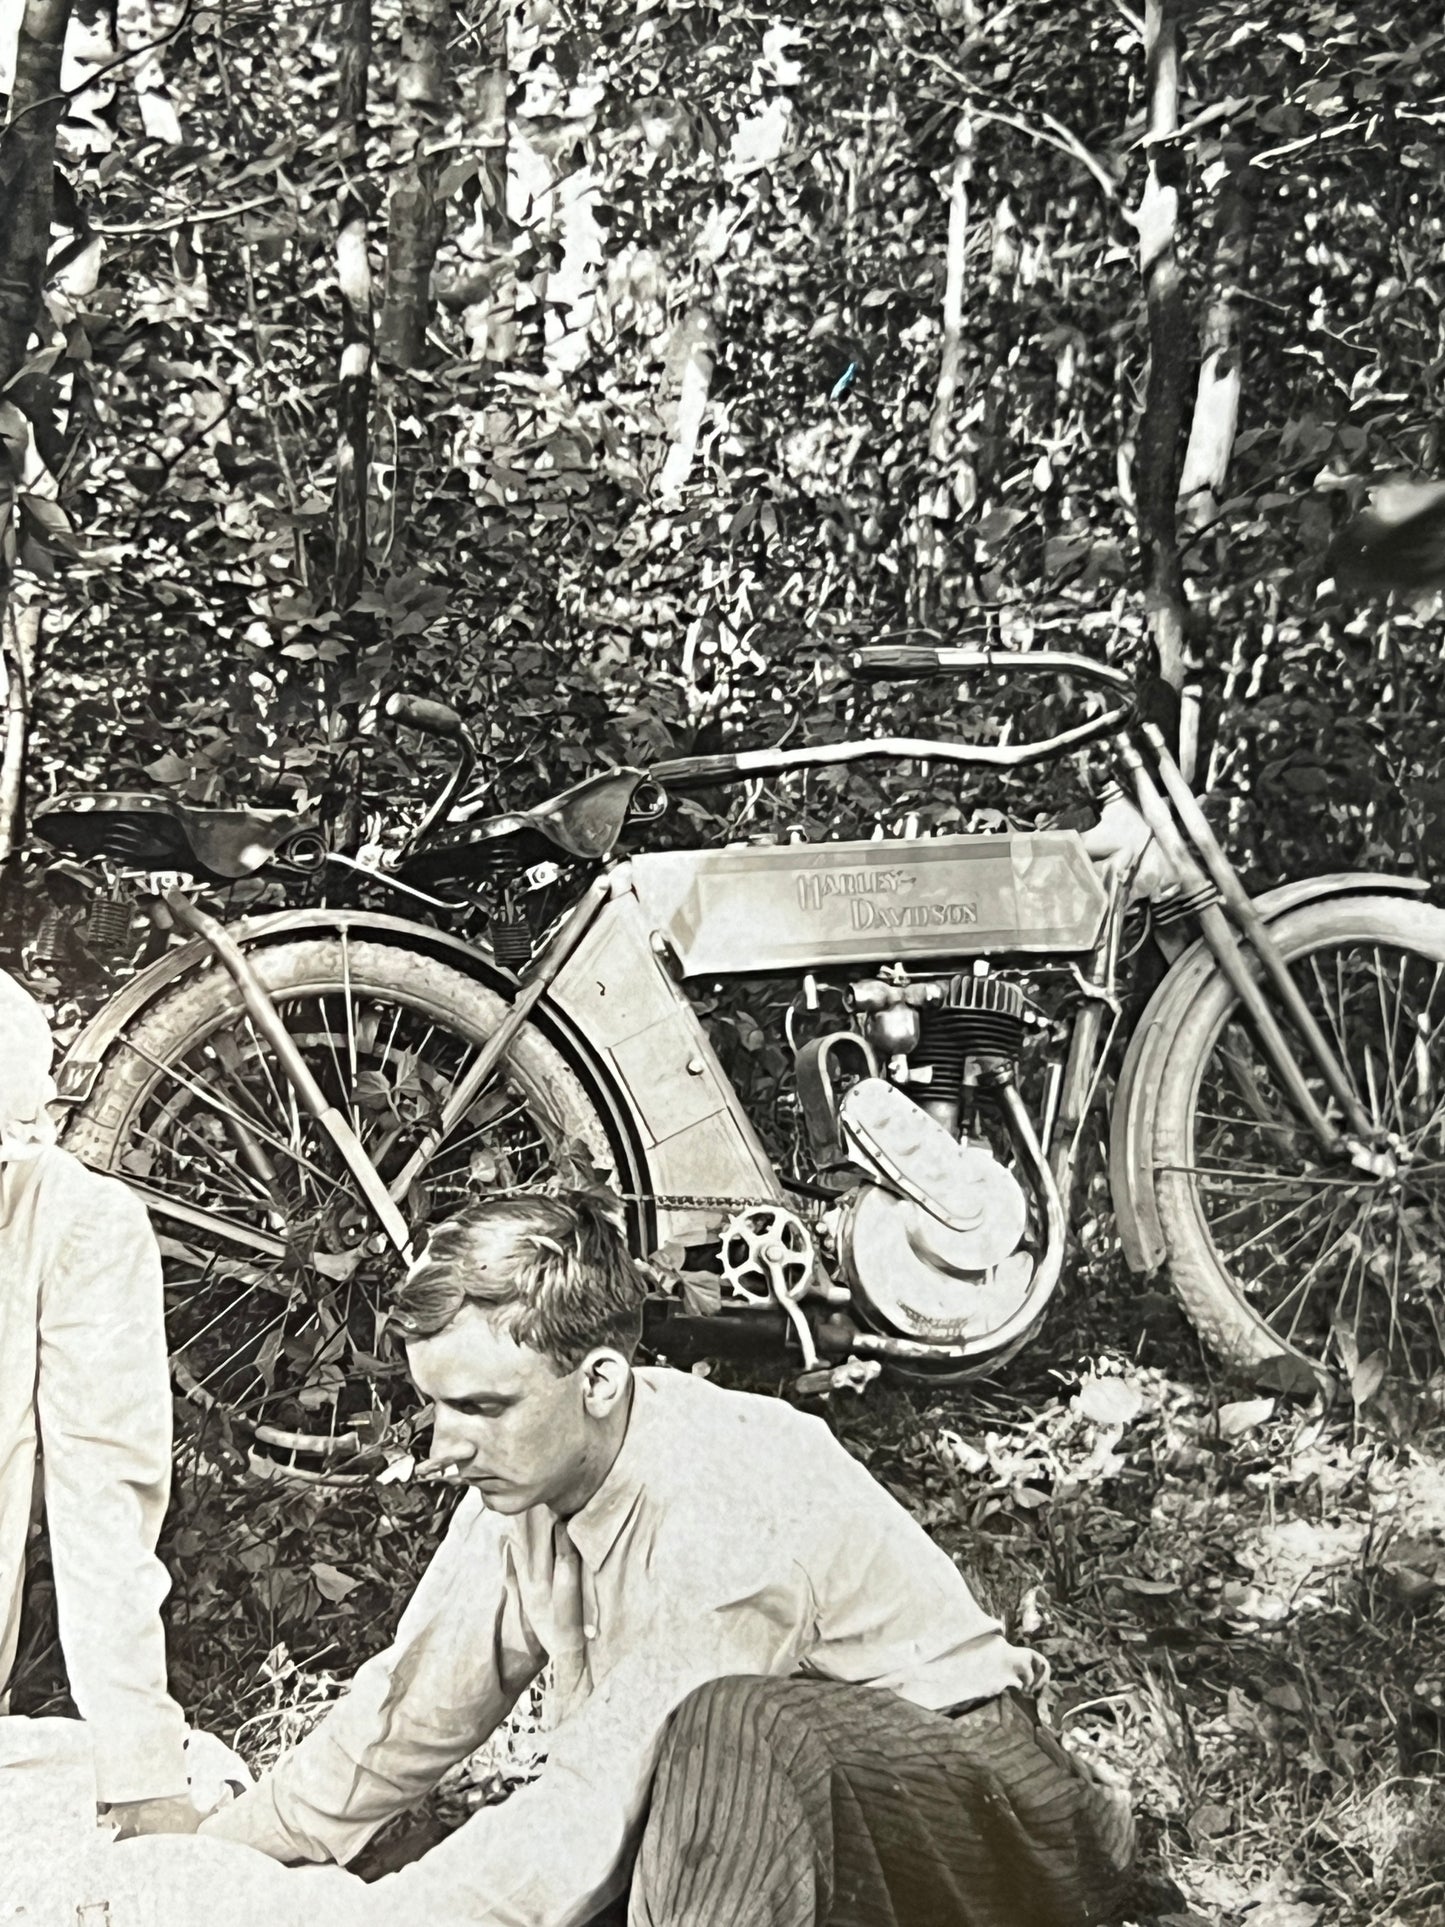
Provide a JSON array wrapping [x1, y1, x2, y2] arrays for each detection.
[[648, 753, 744, 787], [385, 693, 466, 739], [847, 646, 949, 679]]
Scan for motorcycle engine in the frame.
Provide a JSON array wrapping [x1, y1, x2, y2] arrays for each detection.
[[831, 972, 1039, 1347]]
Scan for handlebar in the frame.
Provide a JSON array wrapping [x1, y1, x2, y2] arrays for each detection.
[[386, 692, 476, 847], [385, 693, 467, 739], [847, 645, 1135, 695], [652, 648, 1137, 791]]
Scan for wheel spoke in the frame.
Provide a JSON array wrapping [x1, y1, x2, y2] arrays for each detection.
[[1175, 922, 1445, 1387], [128, 1038, 342, 1194], [78, 952, 618, 1460]]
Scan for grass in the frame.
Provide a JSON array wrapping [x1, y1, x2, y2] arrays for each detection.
[[12, 1249, 1445, 1923]]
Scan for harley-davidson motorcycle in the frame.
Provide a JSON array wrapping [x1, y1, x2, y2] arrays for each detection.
[[31, 644, 1445, 1471]]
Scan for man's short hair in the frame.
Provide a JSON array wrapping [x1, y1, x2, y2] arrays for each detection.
[[391, 1189, 644, 1371]]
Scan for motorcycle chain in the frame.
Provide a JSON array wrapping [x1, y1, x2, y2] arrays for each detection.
[[614, 1191, 805, 1214]]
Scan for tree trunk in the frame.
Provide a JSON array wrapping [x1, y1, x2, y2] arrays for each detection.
[[913, 108, 973, 617], [329, 0, 374, 851], [377, 0, 451, 370], [1178, 152, 1258, 535], [929, 109, 973, 464], [0, 0, 71, 384], [0, 0, 71, 727], [450, 5, 514, 363], [656, 306, 717, 499], [0, 597, 38, 864], [1133, 0, 1190, 692], [332, 0, 373, 615]]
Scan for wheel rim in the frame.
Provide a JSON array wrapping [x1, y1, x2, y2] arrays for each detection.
[[1176, 938, 1445, 1387], [111, 980, 581, 1461]]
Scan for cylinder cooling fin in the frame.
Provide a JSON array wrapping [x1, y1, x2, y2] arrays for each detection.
[[913, 973, 1027, 1096]]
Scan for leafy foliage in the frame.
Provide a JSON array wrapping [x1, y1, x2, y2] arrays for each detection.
[[6, 7, 1445, 1919], [1, 0, 1441, 898]]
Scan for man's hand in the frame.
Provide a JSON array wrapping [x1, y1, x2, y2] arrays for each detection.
[[101, 1793, 204, 1839]]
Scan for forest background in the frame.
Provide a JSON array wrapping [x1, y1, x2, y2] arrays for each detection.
[[2, 2, 1445, 1922]]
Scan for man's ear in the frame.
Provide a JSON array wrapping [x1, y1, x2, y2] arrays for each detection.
[[580, 1348, 632, 1417]]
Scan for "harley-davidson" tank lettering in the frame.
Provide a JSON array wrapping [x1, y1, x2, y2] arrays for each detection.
[[849, 899, 979, 930], [795, 868, 911, 912]]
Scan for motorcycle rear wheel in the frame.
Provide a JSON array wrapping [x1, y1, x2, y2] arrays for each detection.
[[64, 937, 633, 1470], [1153, 895, 1445, 1395]]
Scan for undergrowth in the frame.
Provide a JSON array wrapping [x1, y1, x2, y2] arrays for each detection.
[[13, 1251, 1445, 1925]]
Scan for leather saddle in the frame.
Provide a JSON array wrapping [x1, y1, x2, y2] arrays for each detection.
[[397, 767, 656, 889], [33, 792, 299, 882]]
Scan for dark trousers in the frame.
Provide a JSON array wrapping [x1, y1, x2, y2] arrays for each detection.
[[622, 1676, 1134, 1927]]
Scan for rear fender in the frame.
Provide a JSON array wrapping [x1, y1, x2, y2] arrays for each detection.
[[57, 906, 655, 1247], [1109, 872, 1430, 1273]]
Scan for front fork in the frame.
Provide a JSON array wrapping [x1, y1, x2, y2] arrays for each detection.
[[1119, 732, 1391, 1176]]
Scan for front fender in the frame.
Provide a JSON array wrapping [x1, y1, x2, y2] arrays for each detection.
[[57, 907, 652, 1236], [1109, 872, 1430, 1273]]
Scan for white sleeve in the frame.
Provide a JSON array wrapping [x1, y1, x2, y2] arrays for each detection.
[[201, 1492, 545, 1866], [36, 1171, 188, 1803]]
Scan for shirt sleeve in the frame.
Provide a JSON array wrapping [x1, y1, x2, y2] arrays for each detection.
[[375, 1556, 814, 1927], [35, 1167, 189, 1805], [201, 1491, 545, 1866]]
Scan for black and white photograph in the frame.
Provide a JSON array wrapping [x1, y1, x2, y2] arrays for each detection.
[[1, 2, 1442, 1922]]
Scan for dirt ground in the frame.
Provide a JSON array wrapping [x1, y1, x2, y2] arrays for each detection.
[[13, 1256, 1445, 1926]]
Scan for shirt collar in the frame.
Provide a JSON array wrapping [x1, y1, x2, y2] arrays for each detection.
[[563, 1372, 655, 1572]]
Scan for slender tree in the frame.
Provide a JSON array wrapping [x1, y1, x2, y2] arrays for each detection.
[[332, 0, 373, 617], [1133, 0, 1191, 692], [378, 0, 451, 370], [0, 0, 73, 865], [1179, 151, 1259, 537]]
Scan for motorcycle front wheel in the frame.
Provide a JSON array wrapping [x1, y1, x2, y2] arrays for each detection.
[[1153, 895, 1445, 1395], [64, 937, 638, 1470]]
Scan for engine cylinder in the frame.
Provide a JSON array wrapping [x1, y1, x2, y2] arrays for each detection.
[[913, 975, 1026, 1130]]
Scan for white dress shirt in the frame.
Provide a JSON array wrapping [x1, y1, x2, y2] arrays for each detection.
[[0, 1146, 188, 1805], [203, 1366, 1042, 1925]]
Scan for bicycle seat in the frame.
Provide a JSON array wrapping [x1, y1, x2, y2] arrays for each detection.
[[34, 792, 300, 881], [398, 767, 654, 889]]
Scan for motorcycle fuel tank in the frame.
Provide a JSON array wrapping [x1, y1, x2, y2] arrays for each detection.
[[628, 832, 1108, 976]]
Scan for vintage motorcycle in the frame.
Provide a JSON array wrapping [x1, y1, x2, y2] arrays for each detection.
[[31, 644, 1445, 1472]]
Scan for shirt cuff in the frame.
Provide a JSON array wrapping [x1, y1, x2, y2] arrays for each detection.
[[91, 1706, 190, 1805]]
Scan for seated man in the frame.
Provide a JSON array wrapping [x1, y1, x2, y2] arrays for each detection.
[[200, 1187, 1133, 1926], [0, 970, 195, 1838]]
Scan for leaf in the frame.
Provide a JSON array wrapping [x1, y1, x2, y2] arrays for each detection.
[[439, 156, 481, 198], [1010, 1483, 1050, 1510], [143, 752, 191, 784], [1246, 1904, 1321, 1927], [1, 343, 63, 389], [1254, 1353, 1322, 1397], [1351, 1351, 1387, 1406], [18, 494, 79, 555], [1264, 1681, 1304, 1712], [1187, 1801, 1232, 1839], [255, 1325, 285, 1391], [1217, 1396, 1276, 1438], [310, 1561, 361, 1603], [976, 505, 1026, 544], [1117, 1575, 1180, 1596], [1074, 1375, 1144, 1428]]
